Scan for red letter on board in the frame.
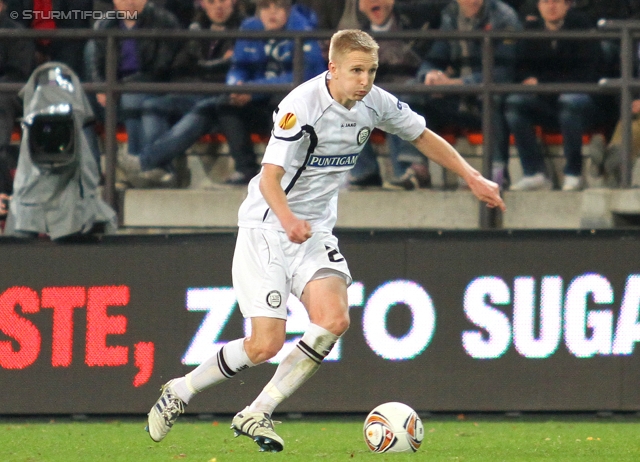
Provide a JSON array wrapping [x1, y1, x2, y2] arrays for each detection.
[[41, 286, 86, 367], [0, 287, 41, 369], [86, 286, 129, 367]]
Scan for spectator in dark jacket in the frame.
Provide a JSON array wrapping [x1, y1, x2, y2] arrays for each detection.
[[0, 0, 34, 212], [415, 0, 521, 189], [159, 0, 195, 27], [505, 0, 600, 191], [118, 0, 246, 187], [142, 0, 243, 149], [294, 0, 361, 30], [217, 0, 325, 184], [89, 0, 180, 162], [120, 0, 325, 187], [348, 0, 431, 190], [518, 0, 640, 23]]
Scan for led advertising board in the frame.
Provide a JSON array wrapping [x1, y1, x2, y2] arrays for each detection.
[[2, 231, 640, 414]]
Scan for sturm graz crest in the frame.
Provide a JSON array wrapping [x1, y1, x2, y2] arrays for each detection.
[[266, 290, 282, 308], [357, 127, 371, 145]]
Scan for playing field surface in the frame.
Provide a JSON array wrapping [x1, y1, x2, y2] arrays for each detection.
[[2, 414, 640, 461]]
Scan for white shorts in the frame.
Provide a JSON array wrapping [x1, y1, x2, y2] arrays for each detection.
[[232, 227, 352, 320]]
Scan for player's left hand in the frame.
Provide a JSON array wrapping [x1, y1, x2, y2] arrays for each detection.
[[283, 216, 313, 244], [466, 174, 506, 212]]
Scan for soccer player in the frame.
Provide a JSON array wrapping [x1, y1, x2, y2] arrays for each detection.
[[146, 28, 505, 452]]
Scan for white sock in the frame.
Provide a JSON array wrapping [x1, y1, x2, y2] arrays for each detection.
[[171, 338, 255, 404], [248, 323, 339, 415]]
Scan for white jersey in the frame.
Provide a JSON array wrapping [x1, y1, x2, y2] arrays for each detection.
[[237, 71, 426, 232]]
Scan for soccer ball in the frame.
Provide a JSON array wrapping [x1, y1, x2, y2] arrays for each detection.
[[363, 402, 424, 453]]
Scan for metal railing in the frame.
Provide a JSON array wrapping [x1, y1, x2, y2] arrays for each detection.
[[1, 24, 639, 228]]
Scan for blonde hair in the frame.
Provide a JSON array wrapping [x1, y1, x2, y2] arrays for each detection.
[[328, 29, 379, 63]]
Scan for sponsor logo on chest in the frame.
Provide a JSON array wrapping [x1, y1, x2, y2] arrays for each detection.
[[307, 153, 359, 168]]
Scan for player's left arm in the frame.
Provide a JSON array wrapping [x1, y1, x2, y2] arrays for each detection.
[[411, 129, 506, 211]]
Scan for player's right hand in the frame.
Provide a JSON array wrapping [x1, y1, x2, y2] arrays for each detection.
[[467, 174, 506, 212], [284, 217, 312, 244]]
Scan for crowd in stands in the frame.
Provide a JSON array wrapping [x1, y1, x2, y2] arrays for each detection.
[[2, 0, 640, 211]]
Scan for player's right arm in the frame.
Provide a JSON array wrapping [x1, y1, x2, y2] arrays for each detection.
[[371, 86, 505, 211], [259, 163, 312, 244], [411, 129, 506, 212]]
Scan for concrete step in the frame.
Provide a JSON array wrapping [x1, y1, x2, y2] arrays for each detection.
[[142, 132, 610, 191], [119, 133, 640, 231], [122, 187, 640, 230]]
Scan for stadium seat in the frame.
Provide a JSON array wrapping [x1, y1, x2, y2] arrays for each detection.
[[465, 127, 594, 148], [11, 126, 20, 143]]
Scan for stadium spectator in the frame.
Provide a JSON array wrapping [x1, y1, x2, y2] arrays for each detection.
[[146, 29, 505, 452], [292, 1, 446, 60], [502, 0, 526, 10], [214, 0, 325, 184], [591, 41, 640, 188], [156, 0, 196, 27], [517, 1, 640, 78], [348, 0, 431, 189], [293, 0, 351, 29], [518, 0, 640, 23], [593, 99, 640, 187], [156, 0, 254, 28], [0, 0, 34, 213], [294, 0, 362, 30], [414, 0, 521, 189], [291, 0, 361, 62], [505, 0, 600, 191], [121, 0, 323, 186], [396, 0, 456, 29], [88, 0, 180, 173], [118, 0, 245, 187], [7, 0, 94, 78]]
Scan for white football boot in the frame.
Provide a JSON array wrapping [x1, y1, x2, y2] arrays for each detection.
[[146, 379, 186, 442], [230, 407, 284, 452]]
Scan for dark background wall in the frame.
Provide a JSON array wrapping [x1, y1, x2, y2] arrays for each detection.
[[2, 230, 640, 414]]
